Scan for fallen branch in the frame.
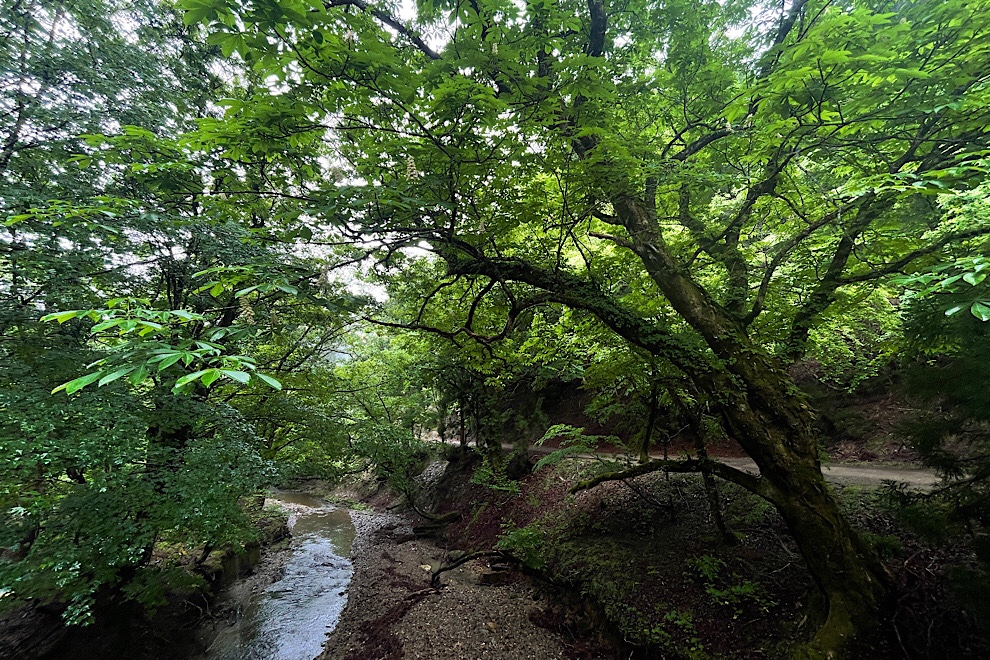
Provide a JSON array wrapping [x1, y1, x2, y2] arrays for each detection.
[[430, 550, 515, 587]]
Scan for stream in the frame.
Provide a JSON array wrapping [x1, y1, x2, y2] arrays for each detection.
[[197, 491, 356, 660]]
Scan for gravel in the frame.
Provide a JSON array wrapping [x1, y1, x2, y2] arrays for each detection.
[[319, 510, 567, 660]]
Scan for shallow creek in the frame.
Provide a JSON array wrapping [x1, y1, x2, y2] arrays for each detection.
[[197, 491, 356, 660]]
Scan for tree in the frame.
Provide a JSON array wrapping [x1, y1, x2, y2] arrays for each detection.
[[889, 241, 990, 636], [180, 0, 990, 651], [0, 0, 318, 623]]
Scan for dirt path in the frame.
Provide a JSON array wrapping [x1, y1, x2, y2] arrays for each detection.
[[716, 457, 939, 489], [507, 443, 941, 490]]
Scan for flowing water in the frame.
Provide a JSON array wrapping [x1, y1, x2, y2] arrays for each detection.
[[197, 491, 356, 660]]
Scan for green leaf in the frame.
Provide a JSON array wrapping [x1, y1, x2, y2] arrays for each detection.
[[98, 368, 135, 387], [220, 369, 250, 384], [255, 373, 283, 390], [174, 370, 209, 389], [157, 353, 184, 370], [940, 274, 964, 287], [129, 365, 149, 385], [200, 368, 222, 386], [945, 304, 967, 316], [53, 372, 104, 395], [963, 272, 987, 286], [41, 310, 85, 323], [91, 319, 124, 333], [971, 302, 990, 322]]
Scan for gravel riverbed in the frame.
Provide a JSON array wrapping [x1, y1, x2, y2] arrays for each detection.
[[318, 509, 570, 660]]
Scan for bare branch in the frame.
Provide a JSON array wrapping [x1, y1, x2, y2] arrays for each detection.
[[570, 457, 772, 500]]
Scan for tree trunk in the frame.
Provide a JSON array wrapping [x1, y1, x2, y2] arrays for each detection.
[[717, 393, 890, 655], [446, 237, 890, 653], [610, 195, 890, 650], [763, 455, 889, 654]]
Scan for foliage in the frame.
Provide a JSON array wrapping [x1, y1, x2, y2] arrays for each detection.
[[2, 0, 989, 649], [0, 382, 273, 622], [533, 424, 623, 472], [329, 330, 436, 485], [898, 255, 990, 321], [173, 0, 990, 647], [899, 295, 990, 488], [0, 0, 366, 623], [886, 265, 990, 636], [895, 185, 990, 323], [469, 455, 521, 493], [496, 522, 546, 569], [685, 554, 774, 616], [804, 289, 901, 391], [41, 298, 281, 394]]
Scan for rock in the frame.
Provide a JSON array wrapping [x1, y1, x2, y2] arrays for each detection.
[[477, 570, 512, 586]]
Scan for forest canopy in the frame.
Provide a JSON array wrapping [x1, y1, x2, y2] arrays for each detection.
[[2, 0, 990, 655]]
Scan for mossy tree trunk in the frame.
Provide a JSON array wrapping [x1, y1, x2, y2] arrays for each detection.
[[616, 195, 890, 652], [448, 213, 891, 653], [717, 398, 889, 654]]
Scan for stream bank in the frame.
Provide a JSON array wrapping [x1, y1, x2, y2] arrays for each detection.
[[313, 448, 990, 659], [309, 460, 608, 660], [318, 508, 572, 660]]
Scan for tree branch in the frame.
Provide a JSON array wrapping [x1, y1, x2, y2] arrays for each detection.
[[431, 550, 515, 587], [585, 0, 606, 57], [838, 225, 990, 284], [589, 230, 634, 250], [327, 0, 441, 60], [570, 457, 773, 500]]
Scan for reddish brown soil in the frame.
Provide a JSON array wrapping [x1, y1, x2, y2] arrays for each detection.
[[425, 449, 988, 659], [430, 453, 809, 658]]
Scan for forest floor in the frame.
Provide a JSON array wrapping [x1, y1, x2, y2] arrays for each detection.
[[312, 447, 987, 660]]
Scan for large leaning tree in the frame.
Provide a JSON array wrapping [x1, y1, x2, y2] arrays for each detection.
[[181, 0, 990, 652]]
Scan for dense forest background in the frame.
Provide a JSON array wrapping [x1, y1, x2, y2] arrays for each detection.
[[2, 0, 990, 656]]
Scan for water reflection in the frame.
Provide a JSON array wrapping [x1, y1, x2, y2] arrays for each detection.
[[199, 492, 355, 660]]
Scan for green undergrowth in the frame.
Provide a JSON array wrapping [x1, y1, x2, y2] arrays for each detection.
[[445, 453, 990, 657], [144, 496, 289, 601], [495, 467, 804, 658]]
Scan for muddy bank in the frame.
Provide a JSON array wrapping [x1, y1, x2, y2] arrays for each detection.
[[319, 508, 572, 660]]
